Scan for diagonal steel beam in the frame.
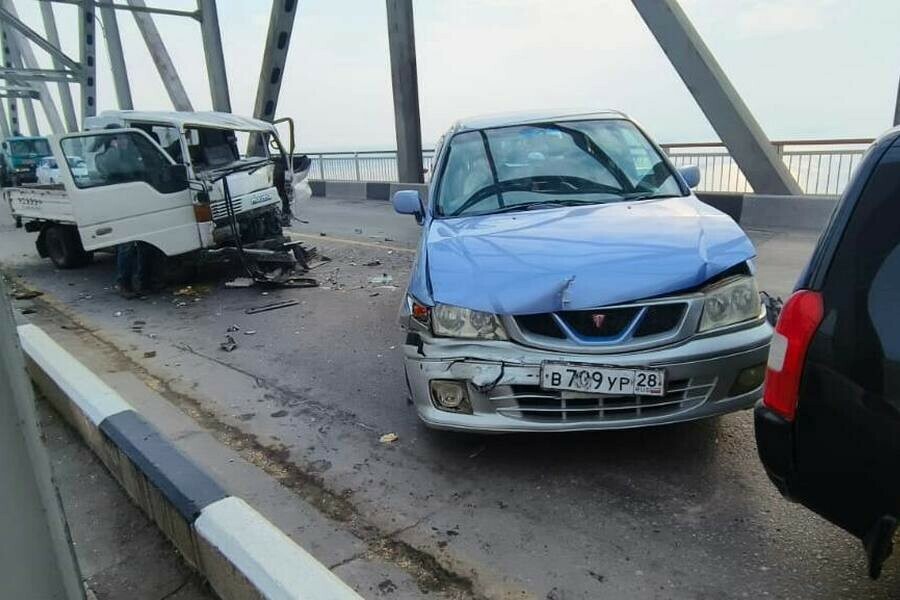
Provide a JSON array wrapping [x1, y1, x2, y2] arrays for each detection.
[[126, 0, 192, 111], [0, 97, 10, 137], [631, 0, 801, 195], [98, 3, 132, 109], [39, 1, 78, 131], [198, 0, 230, 112], [252, 0, 299, 121], [9, 49, 38, 135], [0, 6, 80, 72], [2, 0, 65, 134]]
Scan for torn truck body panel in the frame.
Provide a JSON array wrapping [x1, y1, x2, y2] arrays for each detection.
[[422, 195, 756, 315], [393, 109, 771, 433]]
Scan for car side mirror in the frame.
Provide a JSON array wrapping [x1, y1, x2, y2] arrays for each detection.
[[678, 165, 701, 189], [392, 189, 424, 224]]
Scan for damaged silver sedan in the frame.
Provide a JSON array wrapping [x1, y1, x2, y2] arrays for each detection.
[[393, 110, 772, 432]]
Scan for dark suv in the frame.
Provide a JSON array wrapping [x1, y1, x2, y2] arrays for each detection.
[[755, 127, 900, 578]]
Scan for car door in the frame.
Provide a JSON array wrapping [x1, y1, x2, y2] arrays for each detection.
[[51, 128, 200, 255], [792, 134, 900, 574]]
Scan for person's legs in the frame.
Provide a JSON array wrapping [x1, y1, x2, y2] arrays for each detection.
[[116, 243, 137, 298]]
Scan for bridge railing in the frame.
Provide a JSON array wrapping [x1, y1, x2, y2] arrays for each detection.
[[305, 138, 872, 196]]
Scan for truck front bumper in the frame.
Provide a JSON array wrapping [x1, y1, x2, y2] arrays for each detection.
[[402, 319, 772, 433]]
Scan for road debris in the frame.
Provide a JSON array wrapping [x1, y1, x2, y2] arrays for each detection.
[[219, 335, 238, 352], [363, 260, 382, 267], [113, 311, 123, 317], [12, 290, 42, 300], [244, 330, 257, 335], [244, 299, 300, 315], [143, 351, 157, 358], [226, 324, 241, 332], [379, 432, 399, 444], [369, 274, 394, 285], [225, 277, 255, 288]]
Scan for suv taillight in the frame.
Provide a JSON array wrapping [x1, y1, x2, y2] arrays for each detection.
[[762, 290, 824, 421]]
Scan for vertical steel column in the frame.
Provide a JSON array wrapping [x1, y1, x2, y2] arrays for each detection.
[[386, 0, 423, 184], [39, 1, 78, 131], [198, 0, 230, 112], [0, 280, 85, 600], [1, 26, 18, 135], [78, 0, 96, 123], [98, 4, 133, 109], [631, 0, 801, 195], [126, 0, 193, 111], [252, 0, 299, 121]]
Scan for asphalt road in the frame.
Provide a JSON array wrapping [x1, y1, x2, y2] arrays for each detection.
[[3, 196, 898, 599]]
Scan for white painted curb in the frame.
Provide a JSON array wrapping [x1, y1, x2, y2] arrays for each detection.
[[196, 497, 363, 600], [17, 324, 132, 425]]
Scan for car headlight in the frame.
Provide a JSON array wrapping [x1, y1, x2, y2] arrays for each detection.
[[432, 303, 508, 340], [698, 275, 762, 332]]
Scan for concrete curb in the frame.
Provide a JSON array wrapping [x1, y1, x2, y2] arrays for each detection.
[[308, 180, 838, 232], [18, 323, 362, 600]]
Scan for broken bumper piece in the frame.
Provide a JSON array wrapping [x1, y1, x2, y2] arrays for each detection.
[[402, 319, 772, 432]]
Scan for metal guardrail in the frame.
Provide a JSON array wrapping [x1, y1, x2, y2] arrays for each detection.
[[305, 138, 873, 196]]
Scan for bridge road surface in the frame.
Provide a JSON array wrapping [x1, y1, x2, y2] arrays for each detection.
[[2, 196, 898, 599]]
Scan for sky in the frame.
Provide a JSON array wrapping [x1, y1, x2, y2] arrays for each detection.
[[8, 0, 900, 150]]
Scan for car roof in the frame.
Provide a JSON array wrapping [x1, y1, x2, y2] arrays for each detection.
[[84, 110, 277, 133], [451, 109, 628, 133]]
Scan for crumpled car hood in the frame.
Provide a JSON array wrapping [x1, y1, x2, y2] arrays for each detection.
[[423, 196, 756, 314]]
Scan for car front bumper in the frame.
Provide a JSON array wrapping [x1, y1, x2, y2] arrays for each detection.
[[402, 319, 772, 432]]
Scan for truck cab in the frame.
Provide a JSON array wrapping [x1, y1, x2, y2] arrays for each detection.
[[6, 111, 309, 270], [1, 135, 52, 186]]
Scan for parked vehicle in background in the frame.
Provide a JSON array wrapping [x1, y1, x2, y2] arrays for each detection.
[[35, 155, 88, 185], [393, 109, 772, 432], [5, 110, 306, 271], [755, 127, 900, 579], [0, 136, 52, 186]]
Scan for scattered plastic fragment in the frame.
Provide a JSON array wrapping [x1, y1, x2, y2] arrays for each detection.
[[363, 260, 382, 267], [226, 324, 241, 332], [220, 335, 238, 352], [379, 433, 399, 444], [225, 277, 255, 288], [369, 274, 394, 285], [143, 351, 156, 358]]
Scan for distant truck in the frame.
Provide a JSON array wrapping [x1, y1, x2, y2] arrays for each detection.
[[1, 135, 52, 186], [5, 110, 312, 272]]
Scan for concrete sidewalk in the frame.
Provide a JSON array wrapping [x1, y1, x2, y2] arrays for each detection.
[[39, 396, 214, 600]]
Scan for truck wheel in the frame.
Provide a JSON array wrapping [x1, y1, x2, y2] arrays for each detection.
[[45, 225, 90, 269]]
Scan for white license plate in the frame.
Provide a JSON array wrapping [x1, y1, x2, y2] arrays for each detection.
[[540, 363, 665, 396]]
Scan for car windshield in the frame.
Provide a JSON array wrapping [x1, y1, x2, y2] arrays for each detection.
[[435, 119, 684, 217], [66, 157, 85, 168], [10, 138, 50, 157]]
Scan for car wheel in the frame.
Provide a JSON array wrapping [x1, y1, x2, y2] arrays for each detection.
[[45, 225, 90, 269]]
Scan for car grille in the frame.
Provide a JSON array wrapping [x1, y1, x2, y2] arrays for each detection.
[[515, 302, 688, 343], [489, 376, 716, 423], [211, 197, 244, 221]]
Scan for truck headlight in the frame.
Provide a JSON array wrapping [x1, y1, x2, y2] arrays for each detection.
[[698, 276, 762, 333], [432, 303, 508, 340]]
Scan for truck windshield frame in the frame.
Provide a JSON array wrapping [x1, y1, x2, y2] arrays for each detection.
[[9, 138, 51, 157]]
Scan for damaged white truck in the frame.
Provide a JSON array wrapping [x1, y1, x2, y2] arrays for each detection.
[[5, 111, 312, 281]]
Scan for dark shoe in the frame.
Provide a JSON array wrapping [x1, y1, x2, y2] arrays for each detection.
[[116, 284, 137, 299]]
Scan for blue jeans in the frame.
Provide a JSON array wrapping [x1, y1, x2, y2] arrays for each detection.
[[116, 242, 146, 291]]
